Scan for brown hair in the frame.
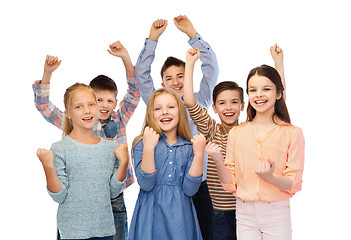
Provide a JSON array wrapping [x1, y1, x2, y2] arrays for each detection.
[[212, 81, 244, 104], [62, 83, 97, 137], [160, 56, 185, 79], [246, 65, 290, 124], [132, 88, 191, 149]]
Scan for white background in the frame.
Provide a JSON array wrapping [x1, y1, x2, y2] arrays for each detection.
[[1, 0, 350, 239]]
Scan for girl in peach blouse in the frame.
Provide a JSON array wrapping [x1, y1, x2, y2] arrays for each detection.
[[206, 65, 304, 240]]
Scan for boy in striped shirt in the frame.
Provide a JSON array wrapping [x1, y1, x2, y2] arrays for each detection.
[[184, 45, 285, 239]]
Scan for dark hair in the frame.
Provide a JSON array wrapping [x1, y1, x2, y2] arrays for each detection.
[[89, 75, 118, 96], [246, 64, 290, 124], [213, 81, 244, 104], [160, 57, 185, 79]]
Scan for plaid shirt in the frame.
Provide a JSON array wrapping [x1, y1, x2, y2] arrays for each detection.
[[32, 71, 140, 189]]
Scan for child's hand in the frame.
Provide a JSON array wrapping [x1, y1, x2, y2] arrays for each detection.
[[107, 41, 129, 59], [114, 144, 129, 166], [205, 141, 223, 162], [191, 134, 206, 156], [143, 126, 160, 150], [186, 47, 200, 65], [36, 148, 54, 168], [255, 159, 275, 182], [270, 44, 283, 65], [148, 19, 168, 42], [174, 15, 197, 39], [44, 55, 61, 74]]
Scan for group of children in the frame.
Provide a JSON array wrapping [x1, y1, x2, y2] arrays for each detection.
[[34, 15, 305, 240]]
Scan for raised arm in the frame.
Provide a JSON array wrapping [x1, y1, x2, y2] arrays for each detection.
[[107, 41, 140, 134], [33, 55, 65, 130], [184, 47, 201, 108], [270, 44, 286, 100], [176, 15, 219, 108], [135, 19, 168, 104], [107, 40, 134, 73]]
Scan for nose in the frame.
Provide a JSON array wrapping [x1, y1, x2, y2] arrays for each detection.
[[83, 105, 91, 114]]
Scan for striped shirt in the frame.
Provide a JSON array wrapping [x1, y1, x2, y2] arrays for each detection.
[[188, 103, 236, 211], [32, 71, 140, 189]]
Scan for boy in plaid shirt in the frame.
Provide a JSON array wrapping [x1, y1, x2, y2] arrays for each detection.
[[33, 41, 140, 240]]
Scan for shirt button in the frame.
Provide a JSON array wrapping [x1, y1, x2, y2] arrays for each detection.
[[169, 162, 173, 164], [170, 149, 173, 152], [168, 174, 172, 177]]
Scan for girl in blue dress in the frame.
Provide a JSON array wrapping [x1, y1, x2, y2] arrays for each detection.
[[128, 88, 206, 240]]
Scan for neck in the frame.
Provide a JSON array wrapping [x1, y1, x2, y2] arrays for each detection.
[[164, 131, 178, 146], [69, 128, 99, 144]]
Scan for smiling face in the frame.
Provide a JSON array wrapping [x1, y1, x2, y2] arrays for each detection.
[[94, 90, 117, 121], [161, 65, 185, 97], [212, 89, 244, 128], [65, 90, 98, 131], [153, 93, 179, 138], [247, 74, 282, 117]]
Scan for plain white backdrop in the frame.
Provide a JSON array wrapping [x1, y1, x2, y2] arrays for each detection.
[[1, 0, 350, 239]]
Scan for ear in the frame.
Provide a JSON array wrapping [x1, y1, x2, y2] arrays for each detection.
[[114, 98, 118, 109], [64, 109, 71, 119], [276, 91, 282, 101], [240, 102, 245, 111], [212, 104, 218, 114], [161, 82, 166, 88]]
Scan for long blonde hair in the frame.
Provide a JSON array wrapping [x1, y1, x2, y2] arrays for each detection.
[[132, 88, 192, 149], [62, 83, 97, 137]]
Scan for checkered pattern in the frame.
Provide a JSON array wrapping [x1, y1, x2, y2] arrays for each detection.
[[32, 72, 140, 189]]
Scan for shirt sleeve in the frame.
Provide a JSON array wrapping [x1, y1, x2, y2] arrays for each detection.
[[182, 148, 202, 197], [283, 127, 305, 194], [48, 145, 68, 203], [223, 128, 237, 193], [135, 39, 158, 104], [132, 139, 157, 192], [187, 102, 216, 139], [189, 33, 219, 108], [113, 72, 141, 131], [32, 80, 65, 130], [110, 157, 127, 199]]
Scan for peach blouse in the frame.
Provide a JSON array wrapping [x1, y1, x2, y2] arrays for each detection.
[[223, 121, 305, 202]]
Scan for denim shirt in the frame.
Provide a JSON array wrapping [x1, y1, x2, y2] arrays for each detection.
[[134, 33, 219, 180]]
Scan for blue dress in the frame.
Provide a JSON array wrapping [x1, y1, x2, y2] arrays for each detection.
[[128, 134, 203, 240]]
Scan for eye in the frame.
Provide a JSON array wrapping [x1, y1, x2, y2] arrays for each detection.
[[89, 103, 96, 107], [154, 107, 161, 111], [248, 89, 256, 93], [264, 88, 271, 91], [108, 99, 114, 104], [75, 105, 81, 109], [97, 98, 102, 102]]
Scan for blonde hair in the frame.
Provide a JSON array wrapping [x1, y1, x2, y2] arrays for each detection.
[[132, 88, 192, 149], [62, 83, 97, 137]]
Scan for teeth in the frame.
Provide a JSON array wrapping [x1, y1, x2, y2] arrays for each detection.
[[255, 100, 267, 104], [224, 113, 234, 116], [160, 118, 172, 122]]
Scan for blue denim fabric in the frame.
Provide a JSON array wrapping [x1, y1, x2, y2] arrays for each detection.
[[213, 210, 236, 240], [111, 193, 128, 240], [192, 181, 214, 240]]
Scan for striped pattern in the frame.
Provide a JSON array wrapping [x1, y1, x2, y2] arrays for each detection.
[[188, 103, 236, 211]]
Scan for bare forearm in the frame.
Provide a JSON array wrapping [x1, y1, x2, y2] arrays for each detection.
[[114, 162, 128, 182], [43, 165, 62, 193], [42, 71, 52, 84], [275, 61, 286, 100], [140, 147, 156, 174], [184, 62, 196, 107], [213, 157, 233, 184], [121, 55, 135, 73], [188, 153, 203, 177], [262, 175, 292, 191]]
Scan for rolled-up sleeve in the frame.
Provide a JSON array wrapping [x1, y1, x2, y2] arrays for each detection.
[[132, 140, 157, 192], [284, 127, 305, 194], [223, 129, 237, 193], [182, 152, 202, 197], [48, 146, 68, 203]]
